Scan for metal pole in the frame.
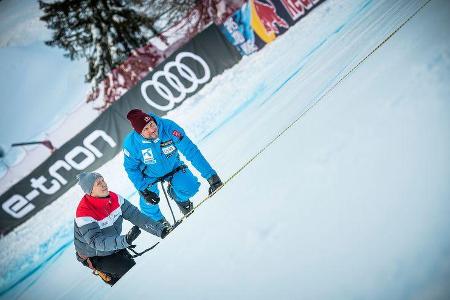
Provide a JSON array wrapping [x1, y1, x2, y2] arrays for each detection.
[[160, 181, 177, 224], [11, 140, 55, 152], [128, 242, 160, 258]]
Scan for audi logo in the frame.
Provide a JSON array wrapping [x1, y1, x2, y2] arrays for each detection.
[[140, 52, 211, 111]]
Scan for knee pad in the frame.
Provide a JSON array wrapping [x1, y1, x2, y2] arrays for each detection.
[[171, 170, 200, 201]]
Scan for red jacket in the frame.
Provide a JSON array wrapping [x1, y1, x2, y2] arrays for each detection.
[[74, 191, 163, 257]]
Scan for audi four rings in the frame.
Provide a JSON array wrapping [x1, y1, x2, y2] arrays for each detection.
[[140, 52, 211, 111]]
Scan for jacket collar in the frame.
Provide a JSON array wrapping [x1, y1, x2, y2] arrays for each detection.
[[84, 193, 112, 207]]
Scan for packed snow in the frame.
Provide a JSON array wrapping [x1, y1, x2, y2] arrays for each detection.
[[1, 0, 449, 299]]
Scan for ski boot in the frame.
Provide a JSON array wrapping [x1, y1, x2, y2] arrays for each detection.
[[175, 200, 194, 216], [157, 217, 171, 230], [168, 184, 194, 216]]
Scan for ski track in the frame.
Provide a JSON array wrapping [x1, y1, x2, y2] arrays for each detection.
[[0, 0, 410, 295], [1, 0, 448, 298]]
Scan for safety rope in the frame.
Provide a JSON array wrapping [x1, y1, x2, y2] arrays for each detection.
[[135, 0, 434, 245], [190, 0, 433, 213]]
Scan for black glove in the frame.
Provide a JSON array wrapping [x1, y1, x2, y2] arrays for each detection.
[[141, 189, 160, 205], [125, 225, 141, 246], [207, 174, 223, 195]]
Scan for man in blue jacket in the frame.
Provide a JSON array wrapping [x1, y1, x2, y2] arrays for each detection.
[[123, 109, 223, 225]]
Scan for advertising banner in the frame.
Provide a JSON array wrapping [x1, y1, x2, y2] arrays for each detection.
[[219, 0, 325, 54], [0, 25, 241, 236]]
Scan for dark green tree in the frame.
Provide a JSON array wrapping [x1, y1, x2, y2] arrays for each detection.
[[39, 0, 243, 109], [39, 0, 196, 86]]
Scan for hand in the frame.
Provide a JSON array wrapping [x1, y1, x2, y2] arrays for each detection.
[[207, 174, 223, 195], [160, 226, 172, 239], [141, 189, 160, 205], [126, 225, 141, 245]]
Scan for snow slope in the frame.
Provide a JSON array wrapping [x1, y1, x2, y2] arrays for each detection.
[[1, 0, 449, 299], [0, 0, 98, 187], [0, 0, 93, 147]]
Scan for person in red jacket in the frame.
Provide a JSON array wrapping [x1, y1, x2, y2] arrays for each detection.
[[74, 172, 169, 285]]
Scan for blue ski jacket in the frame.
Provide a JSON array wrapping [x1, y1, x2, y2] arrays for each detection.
[[123, 113, 216, 192]]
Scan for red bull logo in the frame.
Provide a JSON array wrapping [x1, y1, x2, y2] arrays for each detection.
[[221, 0, 323, 49], [280, 0, 321, 21], [253, 0, 289, 35]]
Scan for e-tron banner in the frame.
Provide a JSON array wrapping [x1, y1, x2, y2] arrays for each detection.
[[219, 0, 325, 55], [0, 25, 241, 236]]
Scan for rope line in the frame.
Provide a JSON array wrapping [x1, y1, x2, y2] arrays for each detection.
[[187, 0, 433, 217]]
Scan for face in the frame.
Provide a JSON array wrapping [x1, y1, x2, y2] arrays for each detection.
[[141, 120, 158, 139], [90, 177, 109, 197]]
